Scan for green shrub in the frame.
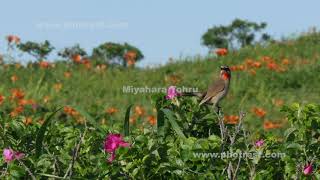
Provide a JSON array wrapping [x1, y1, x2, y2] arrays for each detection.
[[1, 96, 319, 179], [17, 40, 54, 61], [92, 42, 144, 67], [58, 44, 87, 60], [202, 18, 271, 50]]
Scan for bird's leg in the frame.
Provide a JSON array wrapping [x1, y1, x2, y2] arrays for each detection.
[[214, 103, 222, 115], [217, 106, 222, 115]]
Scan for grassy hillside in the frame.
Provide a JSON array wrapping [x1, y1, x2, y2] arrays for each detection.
[[1, 33, 320, 179], [1, 33, 319, 133]]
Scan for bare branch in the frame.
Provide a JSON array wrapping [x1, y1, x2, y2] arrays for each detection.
[[18, 160, 36, 180]]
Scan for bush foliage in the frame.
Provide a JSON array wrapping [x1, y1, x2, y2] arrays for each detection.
[[17, 40, 54, 61], [202, 18, 271, 50], [92, 42, 144, 67]]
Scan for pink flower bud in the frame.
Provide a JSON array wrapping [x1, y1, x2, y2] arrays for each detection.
[[303, 163, 313, 175], [255, 139, 264, 148]]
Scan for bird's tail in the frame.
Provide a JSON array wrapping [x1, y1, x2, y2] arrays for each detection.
[[181, 91, 214, 106], [198, 99, 207, 106], [181, 92, 205, 98]]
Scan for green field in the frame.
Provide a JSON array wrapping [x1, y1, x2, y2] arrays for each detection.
[[1, 33, 319, 130]]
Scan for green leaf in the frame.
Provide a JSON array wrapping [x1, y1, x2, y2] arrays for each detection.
[[35, 107, 62, 157], [284, 127, 297, 141], [208, 134, 221, 145], [157, 109, 165, 129], [155, 96, 165, 129], [124, 104, 133, 136], [286, 143, 302, 150], [34, 71, 47, 95], [38, 174, 65, 179], [161, 109, 186, 139], [135, 135, 148, 143], [9, 164, 25, 178]]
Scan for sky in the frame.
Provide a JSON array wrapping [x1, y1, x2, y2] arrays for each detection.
[[1, 0, 320, 67]]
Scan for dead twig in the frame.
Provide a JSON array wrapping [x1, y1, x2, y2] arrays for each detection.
[[18, 160, 36, 180], [63, 121, 88, 179]]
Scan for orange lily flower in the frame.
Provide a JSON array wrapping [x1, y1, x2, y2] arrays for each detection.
[[261, 56, 274, 63], [237, 65, 245, 71], [135, 105, 145, 117], [64, 106, 79, 117], [15, 63, 22, 69], [82, 58, 91, 69], [165, 74, 182, 84], [124, 51, 137, 61], [0, 95, 5, 105], [127, 59, 136, 66], [10, 89, 25, 100], [263, 121, 283, 130], [18, 99, 35, 106], [10, 75, 18, 83], [253, 62, 262, 68], [6, 35, 20, 44], [147, 115, 157, 125], [301, 60, 310, 64], [39, 61, 50, 68], [23, 117, 33, 125], [64, 71, 72, 78], [53, 83, 63, 92], [230, 66, 238, 71], [10, 106, 24, 117], [129, 115, 137, 124], [224, 115, 239, 124], [272, 99, 284, 107], [282, 59, 290, 65], [215, 48, 228, 56], [43, 96, 50, 104], [72, 54, 82, 63], [106, 107, 119, 115], [245, 59, 254, 66], [278, 67, 287, 72], [252, 107, 266, 118], [267, 62, 278, 71], [95, 64, 107, 71], [38, 118, 45, 125], [76, 117, 85, 124], [248, 69, 256, 76]]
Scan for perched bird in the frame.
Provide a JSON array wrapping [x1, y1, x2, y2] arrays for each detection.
[[199, 65, 231, 109], [182, 66, 231, 111]]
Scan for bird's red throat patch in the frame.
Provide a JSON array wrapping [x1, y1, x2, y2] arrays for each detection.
[[222, 72, 230, 80]]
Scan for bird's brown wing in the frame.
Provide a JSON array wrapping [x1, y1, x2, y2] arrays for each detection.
[[199, 78, 225, 106]]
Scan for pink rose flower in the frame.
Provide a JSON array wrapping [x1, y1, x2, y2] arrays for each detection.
[[104, 134, 130, 162], [3, 148, 25, 163], [166, 86, 180, 100], [3, 149, 14, 162], [255, 139, 264, 148], [303, 163, 313, 175]]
